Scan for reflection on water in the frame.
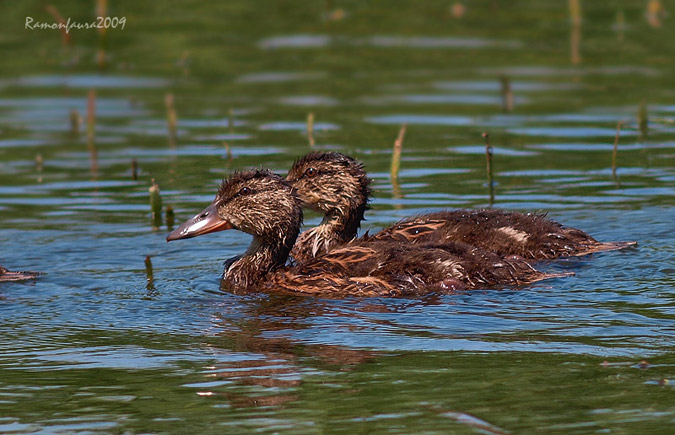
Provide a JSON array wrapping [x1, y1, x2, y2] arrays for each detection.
[[1, 0, 674, 432], [2, 74, 169, 89], [258, 35, 522, 50]]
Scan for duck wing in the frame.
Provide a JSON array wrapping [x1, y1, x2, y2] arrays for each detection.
[[367, 209, 636, 260]]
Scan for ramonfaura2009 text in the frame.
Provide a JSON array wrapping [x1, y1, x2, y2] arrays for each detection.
[[25, 16, 127, 33]]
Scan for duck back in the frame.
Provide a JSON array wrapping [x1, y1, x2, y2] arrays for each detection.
[[367, 209, 636, 260]]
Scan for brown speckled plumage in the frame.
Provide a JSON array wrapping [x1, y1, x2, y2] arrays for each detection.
[[168, 169, 570, 297], [286, 152, 637, 262], [211, 170, 302, 290], [0, 266, 40, 282], [367, 209, 636, 259], [285, 152, 371, 263], [270, 240, 570, 297]]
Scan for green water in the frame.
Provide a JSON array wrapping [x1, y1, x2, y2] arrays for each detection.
[[1, 1, 674, 433]]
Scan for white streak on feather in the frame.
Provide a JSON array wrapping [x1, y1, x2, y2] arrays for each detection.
[[497, 226, 530, 243], [434, 259, 465, 279]]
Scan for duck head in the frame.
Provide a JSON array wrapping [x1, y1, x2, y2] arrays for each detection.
[[167, 169, 302, 247], [285, 152, 371, 218]]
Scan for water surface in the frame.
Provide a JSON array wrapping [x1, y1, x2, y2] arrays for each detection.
[[1, 1, 674, 433]]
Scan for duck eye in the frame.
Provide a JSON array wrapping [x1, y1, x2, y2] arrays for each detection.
[[305, 167, 317, 178], [238, 187, 252, 196]]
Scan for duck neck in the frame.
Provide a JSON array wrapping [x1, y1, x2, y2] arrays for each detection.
[[307, 170, 371, 255], [321, 202, 366, 243], [223, 229, 298, 291]]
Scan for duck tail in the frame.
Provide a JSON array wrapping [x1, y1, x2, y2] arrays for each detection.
[[574, 240, 638, 257]]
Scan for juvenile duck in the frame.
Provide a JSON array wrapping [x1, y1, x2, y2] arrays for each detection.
[[167, 169, 570, 296], [285, 152, 636, 263], [286, 152, 371, 263], [0, 265, 39, 282]]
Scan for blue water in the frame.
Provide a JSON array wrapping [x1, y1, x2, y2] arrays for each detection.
[[1, 1, 674, 432]]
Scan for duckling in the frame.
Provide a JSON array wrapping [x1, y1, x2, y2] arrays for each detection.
[[286, 152, 636, 262], [0, 265, 39, 282], [285, 152, 371, 263], [167, 169, 570, 296]]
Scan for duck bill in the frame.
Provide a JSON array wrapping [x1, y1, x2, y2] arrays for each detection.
[[166, 203, 233, 242], [294, 191, 321, 209]]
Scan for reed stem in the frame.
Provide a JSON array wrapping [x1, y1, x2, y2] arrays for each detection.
[[131, 159, 138, 181], [149, 179, 163, 230], [307, 112, 315, 147], [569, 0, 582, 65], [69, 109, 81, 135], [224, 141, 233, 161], [483, 132, 494, 206], [144, 255, 156, 292], [145, 255, 153, 281], [638, 99, 648, 140], [165, 205, 175, 231], [500, 75, 513, 112], [86, 90, 98, 175], [45, 5, 71, 46], [390, 124, 406, 182], [96, 0, 108, 70], [612, 121, 624, 181], [165, 93, 178, 147], [36, 154, 43, 183]]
